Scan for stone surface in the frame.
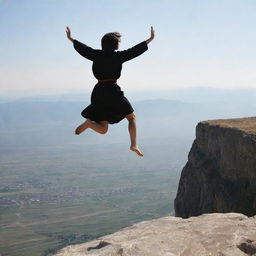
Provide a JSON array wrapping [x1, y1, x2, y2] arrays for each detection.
[[54, 213, 256, 256], [53, 117, 256, 256], [175, 117, 256, 218]]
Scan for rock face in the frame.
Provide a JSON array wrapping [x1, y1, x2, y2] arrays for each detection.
[[54, 213, 256, 256], [53, 117, 256, 256], [175, 117, 256, 218]]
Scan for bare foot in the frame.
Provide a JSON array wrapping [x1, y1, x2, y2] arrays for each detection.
[[75, 119, 91, 135], [130, 146, 144, 157]]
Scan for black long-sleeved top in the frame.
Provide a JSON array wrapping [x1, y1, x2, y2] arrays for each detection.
[[73, 39, 148, 80]]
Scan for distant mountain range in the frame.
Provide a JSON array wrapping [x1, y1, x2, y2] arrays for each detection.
[[1, 87, 256, 147], [2, 86, 256, 104]]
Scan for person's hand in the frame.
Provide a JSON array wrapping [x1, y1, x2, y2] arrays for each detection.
[[150, 26, 155, 40], [66, 26, 71, 38], [66, 26, 74, 42], [146, 26, 155, 44]]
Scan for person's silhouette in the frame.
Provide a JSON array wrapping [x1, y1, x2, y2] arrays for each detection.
[[66, 26, 155, 156]]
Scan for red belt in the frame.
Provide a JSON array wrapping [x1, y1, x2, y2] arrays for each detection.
[[98, 79, 117, 83]]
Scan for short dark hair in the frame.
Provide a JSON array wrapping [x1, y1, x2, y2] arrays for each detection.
[[101, 32, 121, 51]]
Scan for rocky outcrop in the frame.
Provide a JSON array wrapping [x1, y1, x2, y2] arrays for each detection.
[[52, 117, 256, 256], [54, 213, 256, 256], [175, 117, 256, 218]]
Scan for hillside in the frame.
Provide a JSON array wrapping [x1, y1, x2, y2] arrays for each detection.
[[2, 92, 256, 255]]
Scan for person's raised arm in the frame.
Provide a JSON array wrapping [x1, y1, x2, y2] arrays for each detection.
[[146, 26, 155, 44], [65, 26, 96, 61], [65, 26, 74, 43], [119, 26, 155, 63]]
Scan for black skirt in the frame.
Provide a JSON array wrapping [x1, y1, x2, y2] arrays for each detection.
[[81, 82, 134, 124]]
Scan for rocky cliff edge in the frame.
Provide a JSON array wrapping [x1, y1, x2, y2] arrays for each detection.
[[54, 117, 256, 256], [54, 213, 256, 256], [175, 117, 256, 218]]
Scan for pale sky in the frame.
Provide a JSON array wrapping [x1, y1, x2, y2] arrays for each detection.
[[1, 0, 256, 94]]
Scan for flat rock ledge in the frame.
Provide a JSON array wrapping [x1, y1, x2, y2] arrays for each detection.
[[54, 213, 256, 256]]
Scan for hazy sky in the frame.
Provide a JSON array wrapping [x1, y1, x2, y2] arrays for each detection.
[[1, 0, 256, 94]]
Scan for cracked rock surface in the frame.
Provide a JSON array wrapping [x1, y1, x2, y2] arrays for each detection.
[[54, 213, 256, 256]]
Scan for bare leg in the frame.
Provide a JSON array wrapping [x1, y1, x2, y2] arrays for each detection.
[[75, 119, 108, 135], [126, 113, 144, 157], [88, 120, 109, 134], [75, 119, 91, 135]]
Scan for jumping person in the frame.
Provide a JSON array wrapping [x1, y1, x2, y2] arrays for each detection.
[[66, 26, 155, 157]]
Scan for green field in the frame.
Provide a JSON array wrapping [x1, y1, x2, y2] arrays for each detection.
[[0, 138, 190, 256]]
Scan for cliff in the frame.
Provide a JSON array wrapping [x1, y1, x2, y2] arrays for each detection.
[[53, 117, 256, 256], [175, 117, 256, 218], [54, 213, 256, 256]]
